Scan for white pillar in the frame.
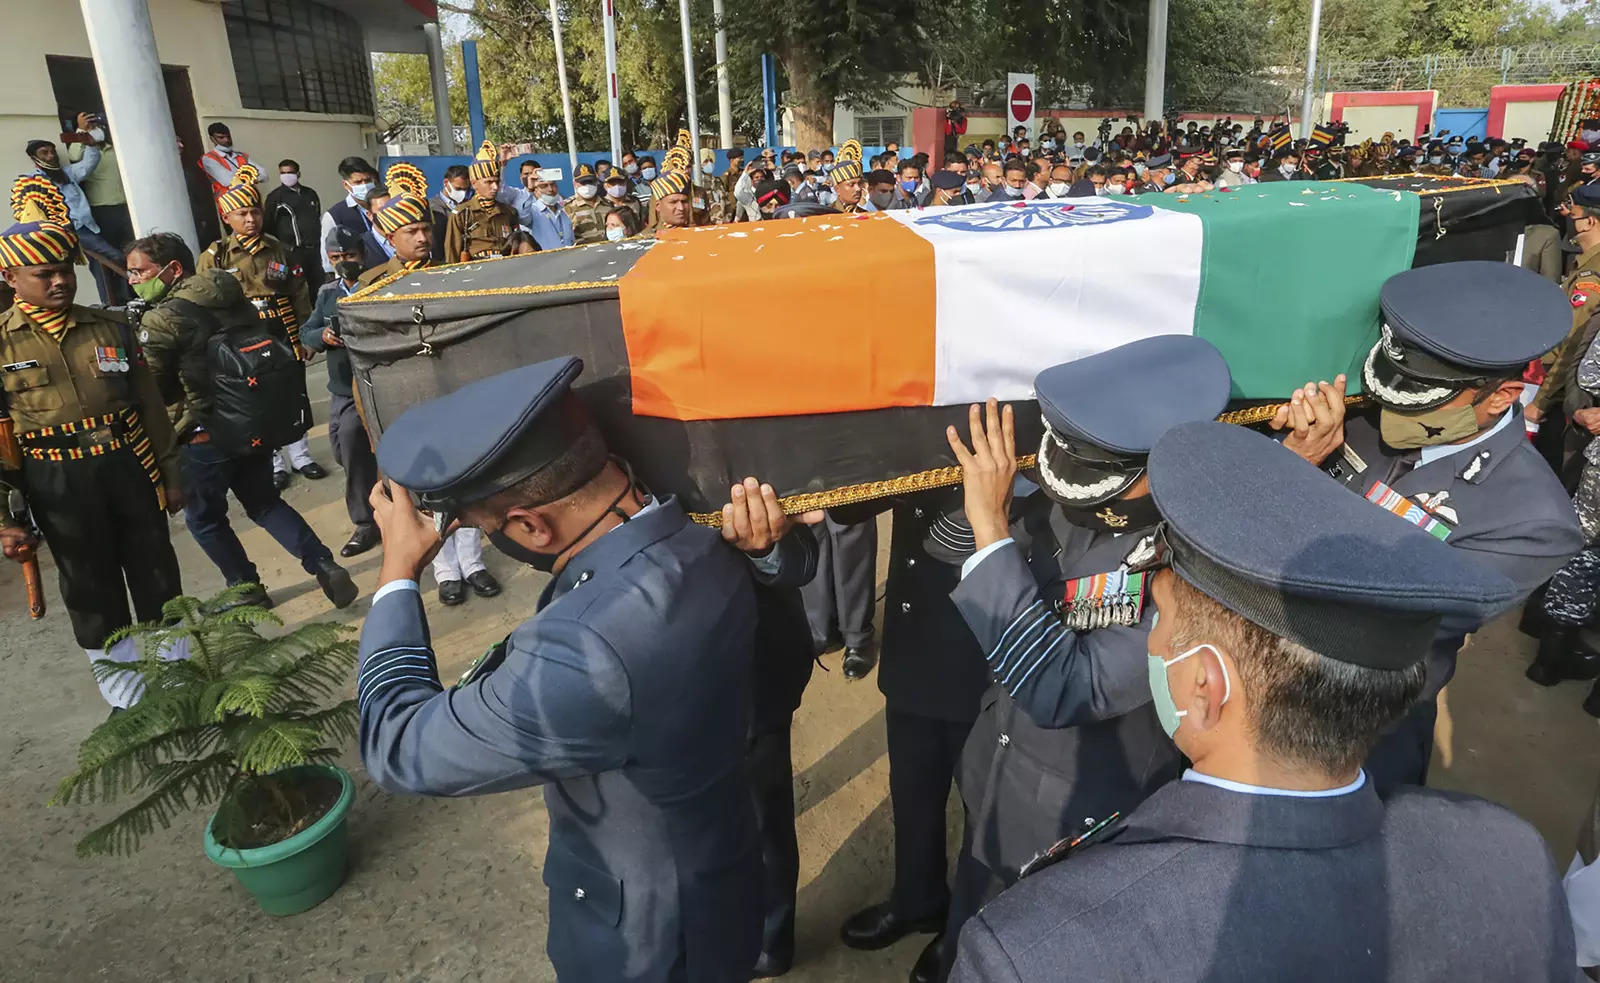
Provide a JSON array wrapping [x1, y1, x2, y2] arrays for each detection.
[[1143, 0, 1169, 124], [549, 0, 580, 172], [423, 22, 457, 156], [678, 0, 701, 175], [1300, 0, 1325, 139], [78, 0, 197, 255], [601, 0, 623, 162], [712, 0, 733, 148]]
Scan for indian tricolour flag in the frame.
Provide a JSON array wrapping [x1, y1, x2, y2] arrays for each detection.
[[618, 182, 1420, 421]]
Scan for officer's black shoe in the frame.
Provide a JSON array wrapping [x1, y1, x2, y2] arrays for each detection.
[[314, 558, 359, 609], [1584, 678, 1600, 719], [749, 951, 792, 979], [1526, 627, 1575, 686], [340, 526, 381, 558], [467, 570, 502, 598], [438, 580, 467, 606], [910, 932, 946, 983], [840, 902, 945, 951], [841, 645, 878, 681], [297, 462, 329, 480], [1518, 582, 1551, 637], [272, 470, 291, 491]]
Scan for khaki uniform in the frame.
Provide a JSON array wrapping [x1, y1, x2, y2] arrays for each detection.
[[1535, 242, 1600, 417], [693, 179, 735, 226], [355, 256, 434, 292], [565, 196, 611, 245], [833, 200, 864, 214], [198, 232, 312, 348], [444, 196, 518, 262], [0, 303, 181, 648]]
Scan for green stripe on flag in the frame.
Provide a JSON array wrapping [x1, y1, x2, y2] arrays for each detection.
[[1152, 182, 1420, 401]]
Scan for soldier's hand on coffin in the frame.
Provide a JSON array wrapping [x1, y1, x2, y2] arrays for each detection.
[[0, 523, 36, 561], [721, 477, 822, 554], [1270, 375, 1346, 467], [1575, 407, 1600, 435], [370, 479, 450, 582], [947, 398, 1016, 550]]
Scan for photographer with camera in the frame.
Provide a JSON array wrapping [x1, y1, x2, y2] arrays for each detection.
[[944, 100, 968, 158], [300, 226, 380, 560]]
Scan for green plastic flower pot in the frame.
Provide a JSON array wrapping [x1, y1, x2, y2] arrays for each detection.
[[203, 764, 354, 916]]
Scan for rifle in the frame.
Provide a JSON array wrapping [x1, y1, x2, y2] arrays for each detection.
[[0, 414, 45, 619]]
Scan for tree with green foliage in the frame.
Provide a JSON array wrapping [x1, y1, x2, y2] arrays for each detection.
[[50, 587, 357, 857]]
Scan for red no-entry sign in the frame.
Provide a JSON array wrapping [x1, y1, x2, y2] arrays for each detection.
[[1009, 82, 1034, 124]]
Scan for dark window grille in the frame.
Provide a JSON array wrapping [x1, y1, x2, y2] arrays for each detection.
[[222, 0, 374, 116]]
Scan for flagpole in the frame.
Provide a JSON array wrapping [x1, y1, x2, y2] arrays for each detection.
[[1300, 0, 1324, 140], [678, 0, 701, 178], [549, 0, 579, 173], [601, 0, 623, 162]]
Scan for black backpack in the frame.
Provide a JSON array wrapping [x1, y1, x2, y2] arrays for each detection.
[[165, 297, 310, 456]]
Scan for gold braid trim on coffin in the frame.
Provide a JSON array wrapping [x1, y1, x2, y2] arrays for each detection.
[[1327, 174, 1526, 196], [685, 394, 1374, 526]]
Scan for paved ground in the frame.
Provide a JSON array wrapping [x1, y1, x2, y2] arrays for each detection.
[[3, 364, 1598, 982]]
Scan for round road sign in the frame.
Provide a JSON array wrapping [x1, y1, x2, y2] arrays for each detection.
[[1009, 82, 1034, 124]]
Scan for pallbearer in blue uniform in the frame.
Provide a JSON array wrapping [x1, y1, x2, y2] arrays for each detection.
[[934, 336, 1231, 981], [950, 422, 1576, 983], [1269, 261, 1581, 793], [358, 357, 762, 983]]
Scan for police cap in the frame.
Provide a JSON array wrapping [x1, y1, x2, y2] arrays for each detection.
[[324, 224, 364, 254], [1364, 262, 1568, 410], [1573, 184, 1600, 209], [1146, 153, 1173, 168], [1584, 151, 1600, 166], [1032, 336, 1231, 505], [1147, 421, 1515, 669], [929, 170, 965, 191], [376, 357, 598, 525]]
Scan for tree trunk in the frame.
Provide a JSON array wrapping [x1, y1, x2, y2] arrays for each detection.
[[781, 46, 835, 151]]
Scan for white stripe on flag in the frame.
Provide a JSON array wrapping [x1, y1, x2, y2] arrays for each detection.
[[885, 199, 1203, 406]]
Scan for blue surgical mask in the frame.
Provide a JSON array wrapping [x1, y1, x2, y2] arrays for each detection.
[[900, 179, 918, 193], [1162, 170, 1176, 186], [641, 166, 657, 180], [1146, 641, 1231, 738], [605, 225, 627, 242], [1042, 139, 1055, 151], [348, 181, 375, 202]]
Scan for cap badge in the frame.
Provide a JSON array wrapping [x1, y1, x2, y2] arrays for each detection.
[[1379, 323, 1405, 362], [1096, 506, 1129, 528]]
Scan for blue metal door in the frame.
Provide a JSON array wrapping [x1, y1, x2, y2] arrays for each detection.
[[1433, 108, 1489, 141]]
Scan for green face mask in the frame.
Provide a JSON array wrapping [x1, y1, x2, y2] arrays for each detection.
[[1378, 404, 1479, 449], [1146, 640, 1230, 739], [131, 269, 171, 302]]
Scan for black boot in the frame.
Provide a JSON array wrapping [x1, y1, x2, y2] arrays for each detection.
[[1518, 581, 1551, 637], [1527, 626, 1577, 686], [1584, 677, 1600, 718]]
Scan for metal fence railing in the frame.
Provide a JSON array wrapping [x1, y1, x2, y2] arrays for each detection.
[[1320, 43, 1600, 107]]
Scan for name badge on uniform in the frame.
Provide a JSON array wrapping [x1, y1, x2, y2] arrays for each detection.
[[1060, 568, 1146, 630], [1364, 479, 1451, 540], [3, 359, 40, 372], [94, 346, 130, 374]]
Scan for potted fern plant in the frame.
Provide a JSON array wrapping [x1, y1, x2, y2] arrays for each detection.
[[51, 585, 360, 915]]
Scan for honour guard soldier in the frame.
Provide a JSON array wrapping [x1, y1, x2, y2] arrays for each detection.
[[1529, 183, 1600, 469], [358, 357, 764, 983], [647, 168, 694, 231], [831, 140, 866, 213], [356, 183, 438, 289], [444, 141, 519, 263], [934, 336, 1230, 980], [1271, 261, 1582, 793], [949, 421, 1575, 983], [0, 202, 185, 708], [565, 164, 609, 245], [198, 164, 327, 489]]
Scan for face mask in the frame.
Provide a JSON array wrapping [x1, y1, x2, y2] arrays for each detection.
[[823, 162, 835, 173], [537, 192, 561, 207], [1378, 403, 1480, 448], [966, 181, 984, 196], [1042, 140, 1055, 151], [1108, 183, 1126, 195], [1280, 164, 1296, 176], [131, 267, 173, 302], [1162, 171, 1177, 186], [624, 163, 639, 175], [444, 186, 468, 204], [1218, 136, 1230, 147], [606, 184, 627, 198], [1134, 163, 1148, 177], [488, 470, 635, 572], [1094, 185, 1108, 196], [88, 127, 107, 143], [335, 259, 364, 282], [805, 176, 818, 186], [348, 181, 375, 202], [1055, 492, 1161, 533], [1147, 643, 1231, 738], [1228, 160, 1244, 173], [279, 173, 299, 188], [576, 183, 599, 199], [640, 167, 657, 181], [900, 179, 919, 193], [1429, 155, 1444, 165], [869, 189, 894, 210], [605, 225, 627, 242], [1047, 181, 1069, 197], [1004, 185, 1023, 198]]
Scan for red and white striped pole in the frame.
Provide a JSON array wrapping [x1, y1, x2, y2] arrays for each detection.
[[601, 0, 623, 162]]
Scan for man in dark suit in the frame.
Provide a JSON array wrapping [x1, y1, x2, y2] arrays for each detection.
[[358, 357, 763, 983], [934, 336, 1233, 979], [950, 421, 1576, 982]]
